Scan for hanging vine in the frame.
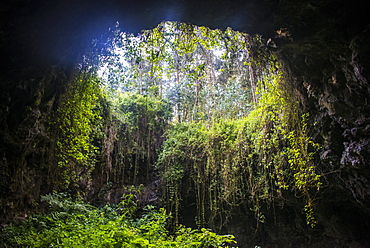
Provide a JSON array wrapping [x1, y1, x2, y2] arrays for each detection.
[[55, 73, 104, 190], [100, 92, 172, 186], [157, 53, 322, 229], [96, 21, 322, 229]]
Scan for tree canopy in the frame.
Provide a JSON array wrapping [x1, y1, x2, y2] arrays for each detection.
[[99, 21, 270, 122]]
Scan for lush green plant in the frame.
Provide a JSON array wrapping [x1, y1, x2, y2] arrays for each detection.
[[54, 73, 104, 188], [157, 69, 322, 228], [0, 193, 236, 247], [101, 92, 172, 184]]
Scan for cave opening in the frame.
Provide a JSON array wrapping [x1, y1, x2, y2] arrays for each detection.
[[51, 20, 322, 240]]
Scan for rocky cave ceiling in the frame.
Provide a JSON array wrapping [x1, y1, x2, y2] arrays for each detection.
[[1, 0, 368, 72]]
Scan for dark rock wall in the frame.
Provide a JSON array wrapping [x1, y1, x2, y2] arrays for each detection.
[[0, 67, 67, 220], [1, 0, 369, 247], [273, 2, 370, 246]]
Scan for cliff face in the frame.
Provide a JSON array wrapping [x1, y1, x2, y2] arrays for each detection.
[[294, 28, 370, 247], [1, 0, 369, 247], [263, 2, 370, 246], [278, 2, 370, 245]]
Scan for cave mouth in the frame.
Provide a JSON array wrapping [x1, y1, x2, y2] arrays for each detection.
[[77, 21, 322, 230]]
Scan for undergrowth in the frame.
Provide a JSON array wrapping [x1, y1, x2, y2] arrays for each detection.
[[0, 193, 236, 247]]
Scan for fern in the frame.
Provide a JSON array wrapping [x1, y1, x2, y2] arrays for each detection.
[[1, 193, 237, 247]]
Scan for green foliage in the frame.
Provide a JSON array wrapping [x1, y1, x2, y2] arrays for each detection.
[[1, 193, 236, 247], [102, 92, 172, 184], [114, 92, 172, 128], [55, 73, 104, 188], [100, 21, 263, 122], [157, 69, 322, 228]]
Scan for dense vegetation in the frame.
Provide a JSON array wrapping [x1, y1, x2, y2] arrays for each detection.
[[54, 73, 104, 190], [100, 21, 321, 228], [158, 71, 321, 229], [1, 21, 322, 245], [1, 193, 235, 247]]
